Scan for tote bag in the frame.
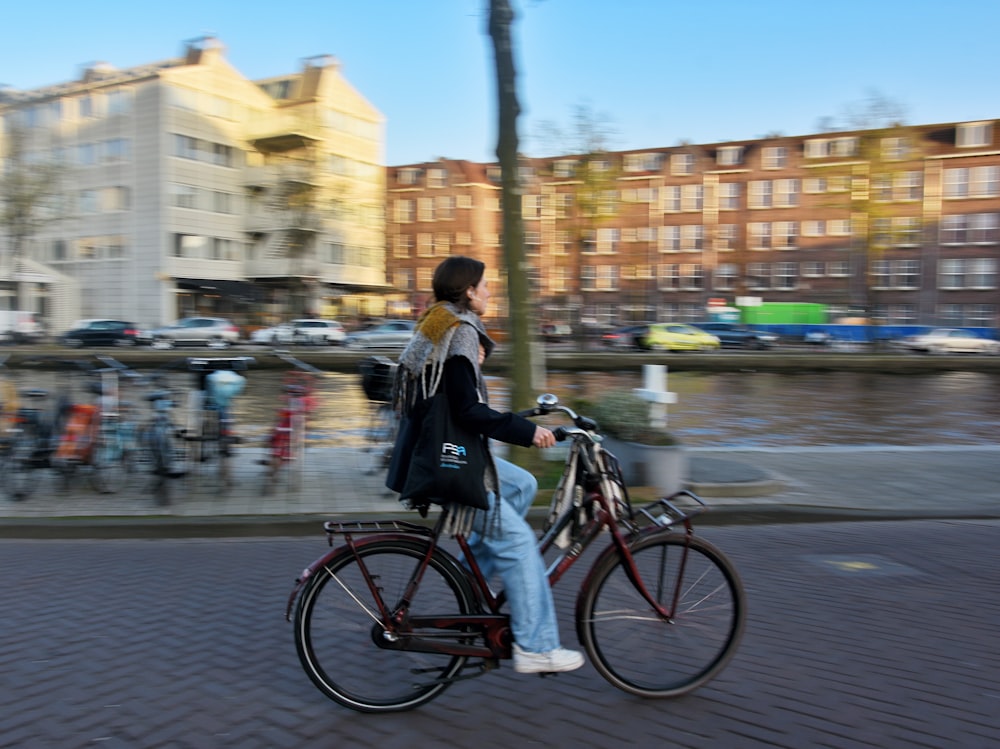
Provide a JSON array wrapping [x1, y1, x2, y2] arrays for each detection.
[[397, 392, 489, 510]]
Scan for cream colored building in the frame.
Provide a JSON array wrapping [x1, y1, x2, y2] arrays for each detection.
[[0, 37, 388, 334]]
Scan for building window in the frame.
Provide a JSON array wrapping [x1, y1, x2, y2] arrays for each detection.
[[659, 226, 680, 253], [680, 264, 703, 290], [681, 184, 703, 211], [748, 180, 773, 209], [597, 227, 620, 253], [553, 159, 576, 178], [881, 137, 910, 160], [802, 220, 824, 237], [658, 264, 680, 291], [941, 213, 1000, 245], [716, 146, 743, 166], [436, 195, 455, 219], [426, 168, 447, 188], [938, 258, 997, 289], [956, 122, 993, 148], [394, 199, 415, 223], [774, 179, 800, 207], [525, 231, 541, 255], [554, 231, 571, 255], [662, 186, 681, 212], [714, 263, 738, 290], [417, 267, 434, 291], [944, 166, 1000, 199], [397, 168, 420, 185], [554, 193, 573, 218], [523, 194, 541, 219], [802, 261, 824, 277], [457, 194, 473, 209], [872, 259, 921, 289], [716, 224, 738, 251], [746, 263, 770, 289], [774, 262, 797, 289], [393, 235, 412, 258], [417, 233, 433, 256], [393, 268, 414, 291], [719, 183, 740, 210], [748, 222, 772, 249], [774, 221, 798, 250], [828, 219, 852, 236], [434, 233, 451, 256], [418, 198, 434, 221], [680, 225, 703, 251], [670, 153, 694, 176], [827, 261, 851, 277], [762, 146, 787, 169], [624, 152, 663, 172]]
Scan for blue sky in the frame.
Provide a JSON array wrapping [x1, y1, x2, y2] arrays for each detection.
[[3, 0, 998, 165]]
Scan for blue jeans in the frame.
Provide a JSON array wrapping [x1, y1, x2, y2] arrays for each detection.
[[466, 456, 562, 653]]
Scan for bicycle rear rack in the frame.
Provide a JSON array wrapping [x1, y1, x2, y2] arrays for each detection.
[[636, 489, 708, 528], [323, 519, 434, 540]]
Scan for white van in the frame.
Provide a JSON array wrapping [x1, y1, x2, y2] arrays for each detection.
[[0, 310, 44, 343]]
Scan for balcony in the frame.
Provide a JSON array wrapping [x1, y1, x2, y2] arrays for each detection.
[[245, 207, 323, 235]]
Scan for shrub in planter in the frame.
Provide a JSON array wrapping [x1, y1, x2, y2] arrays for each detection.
[[587, 389, 686, 495]]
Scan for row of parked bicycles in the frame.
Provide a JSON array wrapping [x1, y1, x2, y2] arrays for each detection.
[[0, 351, 327, 505]]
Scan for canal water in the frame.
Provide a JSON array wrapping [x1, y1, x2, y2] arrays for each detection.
[[7, 367, 996, 448]]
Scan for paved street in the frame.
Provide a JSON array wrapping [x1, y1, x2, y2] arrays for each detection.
[[2, 519, 998, 748]]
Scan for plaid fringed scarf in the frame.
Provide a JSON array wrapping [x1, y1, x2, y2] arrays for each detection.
[[394, 302, 500, 537]]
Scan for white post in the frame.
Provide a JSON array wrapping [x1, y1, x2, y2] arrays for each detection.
[[634, 364, 677, 429]]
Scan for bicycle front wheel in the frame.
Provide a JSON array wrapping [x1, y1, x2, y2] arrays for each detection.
[[294, 539, 476, 713], [90, 435, 127, 494], [577, 531, 745, 698]]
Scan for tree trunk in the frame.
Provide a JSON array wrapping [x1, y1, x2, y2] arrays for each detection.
[[488, 0, 537, 411]]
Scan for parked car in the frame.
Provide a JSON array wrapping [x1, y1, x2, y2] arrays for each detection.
[[644, 323, 721, 352], [540, 323, 572, 342], [601, 325, 650, 350], [0, 310, 44, 343], [696, 322, 778, 350], [59, 319, 141, 348], [343, 320, 416, 349], [250, 319, 346, 346], [899, 328, 1000, 355], [146, 317, 241, 349]]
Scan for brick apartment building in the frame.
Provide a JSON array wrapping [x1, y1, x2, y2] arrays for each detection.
[[386, 119, 1000, 332]]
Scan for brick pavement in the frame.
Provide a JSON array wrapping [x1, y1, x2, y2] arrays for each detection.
[[2, 520, 998, 747]]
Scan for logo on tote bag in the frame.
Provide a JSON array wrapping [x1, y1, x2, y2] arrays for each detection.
[[440, 441, 469, 468]]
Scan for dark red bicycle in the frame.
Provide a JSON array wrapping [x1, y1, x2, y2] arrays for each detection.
[[287, 394, 746, 713]]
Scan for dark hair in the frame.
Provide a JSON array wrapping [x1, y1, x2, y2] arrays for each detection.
[[432, 255, 485, 309]]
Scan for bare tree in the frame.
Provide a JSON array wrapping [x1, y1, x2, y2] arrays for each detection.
[[0, 125, 65, 307]]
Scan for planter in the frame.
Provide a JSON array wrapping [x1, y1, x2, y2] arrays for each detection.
[[601, 436, 688, 497]]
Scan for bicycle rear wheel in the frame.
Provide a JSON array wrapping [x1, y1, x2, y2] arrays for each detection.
[[577, 531, 745, 698], [1, 428, 37, 501], [294, 538, 476, 713], [90, 434, 127, 494]]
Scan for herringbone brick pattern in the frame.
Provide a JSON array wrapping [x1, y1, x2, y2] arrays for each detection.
[[2, 520, 998, 747]]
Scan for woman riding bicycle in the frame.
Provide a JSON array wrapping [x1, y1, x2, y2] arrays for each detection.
[[389, 255, 583, 674]]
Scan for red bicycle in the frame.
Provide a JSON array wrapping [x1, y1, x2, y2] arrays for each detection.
[[287, 393, 746, 712], [264, 353, 322, 493]]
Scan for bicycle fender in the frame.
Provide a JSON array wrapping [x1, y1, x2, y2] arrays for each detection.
[[284, 533, 471, 621], [573, 526, 679, 624]]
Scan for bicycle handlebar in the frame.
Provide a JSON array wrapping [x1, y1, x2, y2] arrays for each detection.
[[515, 394, 600, 441]]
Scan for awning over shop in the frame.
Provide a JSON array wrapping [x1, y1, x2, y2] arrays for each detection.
[[175, 278, 266, 303]]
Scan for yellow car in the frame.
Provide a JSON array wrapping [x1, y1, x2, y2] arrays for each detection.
[[644, 323, 721, 352]]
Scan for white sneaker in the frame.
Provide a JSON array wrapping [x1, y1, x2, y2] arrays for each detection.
[[512, 643, 585, 674]]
